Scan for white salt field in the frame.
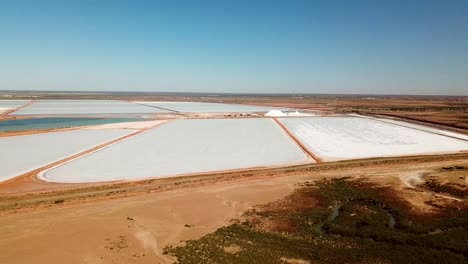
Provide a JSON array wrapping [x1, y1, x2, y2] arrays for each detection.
[[279, 117, 468, 161], [134, 101, 284, 113], [41, 118, 310, 183], [0, 100, 30, 113], [12, 100, 167, 115], [361, 116, 468, 141], [2, 98, 468, 184], [0, 129, 132, 182]]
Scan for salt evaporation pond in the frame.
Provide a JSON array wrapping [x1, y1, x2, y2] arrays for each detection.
[[135, 101, 284, 113], [0, 100, 30, 113], [41, 118, 310, 183], [12, 100, 167, 115], [359, 116, 468, 141], [0, 117, 145, 132], [0, 129, 132, 182], [279, 117, 468, 161]]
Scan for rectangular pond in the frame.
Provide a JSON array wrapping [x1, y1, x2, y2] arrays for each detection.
[[134, 101, 285, 113], [41, 118, 310, 183], [0, 100, 30, 114], [12, 100, 167, 115], [357, 115, 468, 141], [279, 117, 468, 161], [0, 117, 146, 132], [0, 129, 133, 182]]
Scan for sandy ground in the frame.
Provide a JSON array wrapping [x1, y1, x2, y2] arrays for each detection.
[[0, 154, 466, 264], [0, 178, 295, 264]]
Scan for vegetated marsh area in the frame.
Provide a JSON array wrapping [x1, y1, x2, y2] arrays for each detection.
[[165, 177, 468, 264], [1, 154, 466, 264], [417, 166, 468, 199], [41, 118, 310, 183]]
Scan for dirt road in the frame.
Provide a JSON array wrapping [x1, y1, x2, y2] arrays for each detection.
[[0, 153, 467, 264]]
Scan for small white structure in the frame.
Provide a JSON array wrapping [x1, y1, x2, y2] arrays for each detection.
[[265, 110, 287, 117], [265, 110, 316, 117]]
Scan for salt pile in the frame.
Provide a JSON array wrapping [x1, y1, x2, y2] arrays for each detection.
[[265, 110, 287, 117], [265, 110, 316, 117]]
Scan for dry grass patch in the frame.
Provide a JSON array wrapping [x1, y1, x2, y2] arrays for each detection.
[[223, 244, 242, 254], [280, 257, 310, 264]]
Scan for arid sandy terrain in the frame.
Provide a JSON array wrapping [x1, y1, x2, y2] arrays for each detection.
[[0, 153, 467, 263], [0, 92, 467, 263]]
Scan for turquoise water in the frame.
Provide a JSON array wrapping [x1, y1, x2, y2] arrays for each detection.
[[0, 118, 144, 132]]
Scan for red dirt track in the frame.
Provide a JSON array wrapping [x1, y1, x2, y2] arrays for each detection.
[[0, 100, 36, 118], [272, 117, 323, 163], [0, 121, 169, 193]]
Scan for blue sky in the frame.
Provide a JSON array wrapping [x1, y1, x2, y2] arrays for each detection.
[[0, 1, 467, 95]]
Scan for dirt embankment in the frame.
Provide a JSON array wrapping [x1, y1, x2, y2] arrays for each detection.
[[0, 154, 466, 264], [0, 153, 466, 215], [0, 100, 35, 118]]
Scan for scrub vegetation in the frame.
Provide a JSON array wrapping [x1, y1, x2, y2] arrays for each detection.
[[419, 166, 468, 199], [165, 178, 468, 263]]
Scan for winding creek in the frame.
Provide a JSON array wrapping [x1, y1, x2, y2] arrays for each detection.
[[313, 204, 397, 234]]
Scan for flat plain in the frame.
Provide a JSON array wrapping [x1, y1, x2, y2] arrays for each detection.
[[0, 93, 466, 264]]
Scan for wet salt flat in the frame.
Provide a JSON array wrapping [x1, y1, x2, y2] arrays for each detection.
[[41, 118, 310, 183], [361, 116, 468, 141], [12, 100, 167, 115], [0, 117, 145, 132], [0, 129, 133, 182], [0, 100, 30, 113], [135, 101, 284, 113], [279, 117, 468, 161]]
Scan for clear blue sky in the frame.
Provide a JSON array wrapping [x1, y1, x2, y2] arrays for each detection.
[[1, 0, 467, 95]]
